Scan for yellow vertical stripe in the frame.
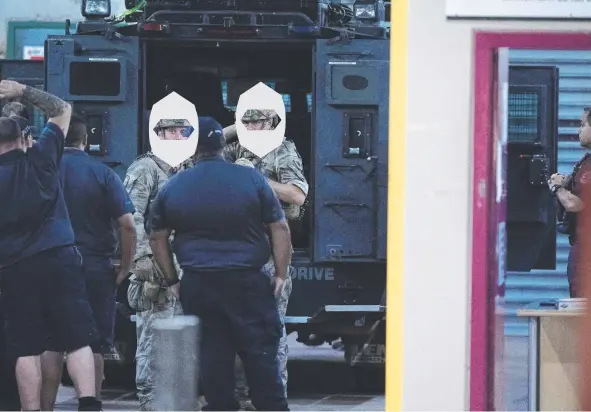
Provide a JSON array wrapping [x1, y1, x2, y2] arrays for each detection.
[[385, 0, 408, 410]]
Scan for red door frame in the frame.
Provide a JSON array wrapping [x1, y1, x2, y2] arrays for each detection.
[[471, 31, 591, 411]]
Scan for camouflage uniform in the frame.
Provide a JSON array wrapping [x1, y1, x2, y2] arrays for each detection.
[[123, 153, 193, 411], [224, 124, 308, 404]]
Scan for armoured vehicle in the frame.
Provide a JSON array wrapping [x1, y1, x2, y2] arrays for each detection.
[[0, 0, 391, 386], [0, 0, 560, 390]]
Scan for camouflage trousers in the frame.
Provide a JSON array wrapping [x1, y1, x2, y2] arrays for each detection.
[[135, 297, 182, 411], [235, 263, 294, 402]]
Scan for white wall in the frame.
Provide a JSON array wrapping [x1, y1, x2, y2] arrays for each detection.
[[404, 1, 589, 410], [0, 0, 127, 56]]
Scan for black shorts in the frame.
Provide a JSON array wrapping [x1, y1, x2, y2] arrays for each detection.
[[0, 246, 99, 359], [81, 256, 118, 355]]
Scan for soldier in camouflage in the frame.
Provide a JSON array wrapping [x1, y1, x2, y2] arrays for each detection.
[[124, 125, 194, 411], [154, 119, 192, 140], [224, 109, 308, 409]]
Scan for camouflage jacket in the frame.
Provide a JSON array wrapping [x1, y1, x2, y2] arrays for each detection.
[[123, 152, 193, 265], [222, 139, 309, 218]]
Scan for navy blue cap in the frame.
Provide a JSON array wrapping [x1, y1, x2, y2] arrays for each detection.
[[196, 116, 225, 152]]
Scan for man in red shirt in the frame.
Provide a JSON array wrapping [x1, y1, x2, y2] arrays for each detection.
[[548, 106, 591, 297]]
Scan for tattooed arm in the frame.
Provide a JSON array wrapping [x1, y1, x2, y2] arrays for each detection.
[[22, 86, 72, 137], [0, 80, 71, 137]]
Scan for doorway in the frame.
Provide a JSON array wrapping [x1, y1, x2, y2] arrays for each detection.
[[471, 32, 591, 411]]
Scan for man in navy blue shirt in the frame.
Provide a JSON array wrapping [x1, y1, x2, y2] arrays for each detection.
[[0, 104, 30, 412], [0, 80, 101, 411], [149, 117, 292, 411], [39, 114, 137, 409]]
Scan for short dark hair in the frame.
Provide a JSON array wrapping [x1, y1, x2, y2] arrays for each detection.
[[0, 117, 21, 143], [1, 102, 29, 120], [196, 133, 225, 156], [65, 114, 87, 147]]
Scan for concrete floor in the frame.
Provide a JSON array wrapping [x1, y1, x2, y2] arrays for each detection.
[[503, 336, 530, 411], [56, 333, 386, 411], [55, 334, 531, 411]]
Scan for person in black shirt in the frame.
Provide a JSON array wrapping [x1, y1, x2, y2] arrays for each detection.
[[149, 117, 292, 411], [0, 104, 29, 412], [0, 80, 101, 411], [39, 114, 137, 409]]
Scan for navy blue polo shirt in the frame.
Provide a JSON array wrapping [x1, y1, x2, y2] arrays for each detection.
[[150, 157, 285, 271], [0, 122, 74, 269], [59, 148, 135, 259]]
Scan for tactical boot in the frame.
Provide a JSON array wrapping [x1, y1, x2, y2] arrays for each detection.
[[78, 396, 102, 411]]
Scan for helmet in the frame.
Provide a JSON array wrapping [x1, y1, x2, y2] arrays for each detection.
[[241, 109, 280, 128], [241, 109, 275, 122], [155, 119, 192, 130]]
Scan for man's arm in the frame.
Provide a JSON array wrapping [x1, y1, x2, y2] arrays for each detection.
[[557, 188, 585, 213], [148, 191, 179, 285], [21, 86, 71, 135], [268, 219, 292, 280], [551, 169, 591, 213], [150, 229, 178, 285], [0, 81, 72, 136], [123, 163, 155, 261], [117, 214, 136, 284], [271, 141, 308, 206], [258, 172, 292, 280], [106, 171, 138, 282], [267, 180, 306, 206]]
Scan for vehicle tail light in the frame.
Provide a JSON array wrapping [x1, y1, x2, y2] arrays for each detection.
[[142, 23, 163, 31]]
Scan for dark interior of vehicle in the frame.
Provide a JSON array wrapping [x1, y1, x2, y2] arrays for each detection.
[[144, 41, 314, 251]]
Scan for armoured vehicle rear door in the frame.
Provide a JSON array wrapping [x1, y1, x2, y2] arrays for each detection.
[[44, 35, 140, 179], [0, 60, 45, 132], [506, 65, 559, 271], [312, 39, 389, 263]]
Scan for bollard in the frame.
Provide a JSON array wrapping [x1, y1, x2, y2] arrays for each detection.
[[153, 315, 201, 411]]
